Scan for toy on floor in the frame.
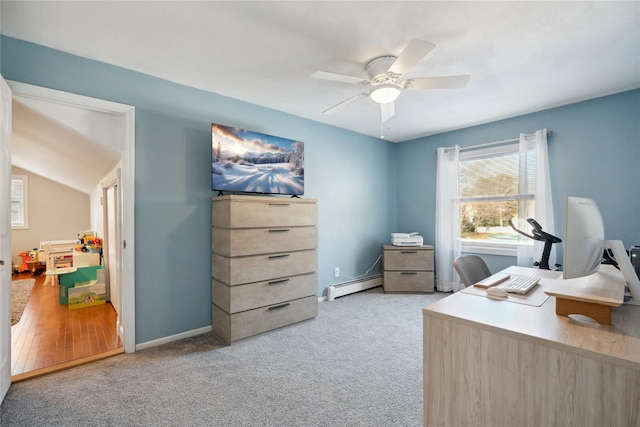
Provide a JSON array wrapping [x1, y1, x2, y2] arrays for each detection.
[[17, 252, 31, 273]]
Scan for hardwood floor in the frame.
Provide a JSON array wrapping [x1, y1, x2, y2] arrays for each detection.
[[11, 271, 123, 382]]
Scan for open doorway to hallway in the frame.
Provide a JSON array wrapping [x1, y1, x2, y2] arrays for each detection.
[[8, 81, 136, 380]]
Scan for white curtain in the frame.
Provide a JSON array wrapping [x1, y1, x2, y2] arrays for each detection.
[[435, 146, 461, 292], [517, 129, 557, 268]]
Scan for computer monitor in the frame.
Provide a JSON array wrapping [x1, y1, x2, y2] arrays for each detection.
[[606, 240, 640, 305], [563, 197, 605, 280], [563, 196, 640, 304]]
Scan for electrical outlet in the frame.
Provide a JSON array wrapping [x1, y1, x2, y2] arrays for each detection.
[[334, 267, 340, 277]]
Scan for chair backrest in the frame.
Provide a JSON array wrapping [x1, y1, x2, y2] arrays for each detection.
[[453, 255, 492, 287], [44, 243, 56, 271]]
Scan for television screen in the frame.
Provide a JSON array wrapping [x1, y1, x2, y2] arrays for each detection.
[[211, 123, 304, 195]]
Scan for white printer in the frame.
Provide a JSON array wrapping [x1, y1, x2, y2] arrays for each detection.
[[391, 232, 424, 247]]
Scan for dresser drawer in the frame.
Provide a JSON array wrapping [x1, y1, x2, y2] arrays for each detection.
[[383, 247, 433, 271], [213, 273, 317, 314], [213, 295, 318, 343], [212, 226, 317, 257], [213, 250, 317, 285], [383, 271, 434, 293], [213, 196, 317, 228]]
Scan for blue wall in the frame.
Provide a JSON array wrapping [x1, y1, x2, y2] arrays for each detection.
[[2, 37, 397, 344], [4, 36, 638, 344], [396, 90, 640, 272]]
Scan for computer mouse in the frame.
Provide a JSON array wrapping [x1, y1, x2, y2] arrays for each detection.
[[486, 287, 508, 299]]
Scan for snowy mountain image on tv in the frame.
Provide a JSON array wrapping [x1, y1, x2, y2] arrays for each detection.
[[211, 123, 304, 195]]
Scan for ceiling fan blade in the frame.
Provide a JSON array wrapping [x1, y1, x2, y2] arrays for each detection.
[[380, 102, 395, 123], [407, 75, 471, 90], [311, 70, 369, 85], [322, 93, 368, 114], [388, 39, 436, 76]]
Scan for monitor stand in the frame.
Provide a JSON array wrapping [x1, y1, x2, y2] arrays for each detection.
[[545, 266, 625, 325], [554, 296, 617, 324], [546, 241, 640, 323]]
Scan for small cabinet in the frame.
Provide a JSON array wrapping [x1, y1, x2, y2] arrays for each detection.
[[382, 245, 434, 293]]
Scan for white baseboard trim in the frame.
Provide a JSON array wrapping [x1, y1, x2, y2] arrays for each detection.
[[135, 325, 213, 351], [326, 274, 382, 301]]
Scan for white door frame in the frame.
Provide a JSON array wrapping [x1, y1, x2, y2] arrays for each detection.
[[102, 173, 122, 334], [7, 81, 136, 353], [1, 76, 13, 404]]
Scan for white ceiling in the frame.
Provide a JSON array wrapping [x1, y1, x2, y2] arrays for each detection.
[[2, 1, 640, 144], [12, 99, 121, 194]]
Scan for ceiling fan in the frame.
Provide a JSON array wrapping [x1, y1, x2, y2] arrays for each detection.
[[311, 39, 470, 129]]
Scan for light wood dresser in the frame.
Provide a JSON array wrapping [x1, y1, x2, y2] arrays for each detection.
[[382, 245, 434, 293], [212, 195, 318, 343]]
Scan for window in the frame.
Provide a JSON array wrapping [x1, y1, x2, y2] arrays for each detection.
[[459, 143, 536, 255], [11, 175, 29, 229], [436, 129, 553, 291]]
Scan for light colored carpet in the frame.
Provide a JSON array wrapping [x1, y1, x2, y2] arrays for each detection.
[[0, 287, 450, 426], [11, 279, 35, 326]]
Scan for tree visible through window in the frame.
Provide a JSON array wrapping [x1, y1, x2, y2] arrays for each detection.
[[459, 144, 535, 246], [11, 175, 29, 229]]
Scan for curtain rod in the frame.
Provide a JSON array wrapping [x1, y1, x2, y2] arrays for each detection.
[[442, 131, 552, 153]]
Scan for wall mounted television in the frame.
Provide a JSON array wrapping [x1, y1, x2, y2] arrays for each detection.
[[211, 123, 304, 196]]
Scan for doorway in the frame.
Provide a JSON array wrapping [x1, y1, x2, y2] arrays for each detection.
[[8, 82, 136, 378]]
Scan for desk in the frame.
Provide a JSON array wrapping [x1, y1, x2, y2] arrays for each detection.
[[44, 267, 77, 289], [422, 266, 640, 427]]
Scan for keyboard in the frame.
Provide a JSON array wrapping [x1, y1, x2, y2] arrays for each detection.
[[474, 273, 511, 288], [500, 275, 540, 294]]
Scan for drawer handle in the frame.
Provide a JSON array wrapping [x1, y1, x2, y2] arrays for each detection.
[[268, 203, 290, 207], [268, 254, 290, 259], [268, 279, 290, 285], [400, 251, 418, 254], [269, 303, 290, 310], [401, 272, 419, 275], [268, 229, 290, 233]]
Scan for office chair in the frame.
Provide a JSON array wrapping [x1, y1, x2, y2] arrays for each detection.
[[453, 255, 492, 287]]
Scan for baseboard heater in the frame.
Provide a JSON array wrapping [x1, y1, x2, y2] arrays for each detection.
[[326, 274, 382, 301]]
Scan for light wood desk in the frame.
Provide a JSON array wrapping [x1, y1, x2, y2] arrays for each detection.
[[423, 266, 640, 427]]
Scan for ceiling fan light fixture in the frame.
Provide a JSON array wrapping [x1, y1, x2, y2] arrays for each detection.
[[369, 84, 401, 104]]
